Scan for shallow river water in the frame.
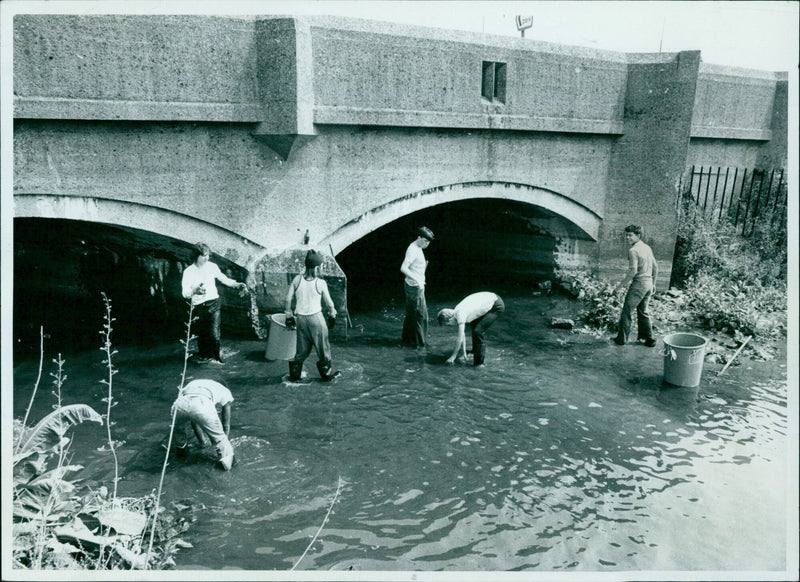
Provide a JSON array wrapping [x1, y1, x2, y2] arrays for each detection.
[[12, 292, 790, 574]]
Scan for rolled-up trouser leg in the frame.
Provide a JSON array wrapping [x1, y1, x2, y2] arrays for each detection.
[[469, 297, 504, 366]]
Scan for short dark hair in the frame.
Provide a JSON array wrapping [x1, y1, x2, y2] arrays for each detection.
[[624, 225, 642, 236], [417, 226, 434, 242], [191, 242, 211, 261]]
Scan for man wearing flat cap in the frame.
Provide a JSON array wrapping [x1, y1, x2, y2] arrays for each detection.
[[284, 249, 340, 381], [400, 226, 434, 348]]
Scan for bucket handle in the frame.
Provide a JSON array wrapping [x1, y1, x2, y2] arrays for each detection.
[[663, 346, 677, 360]]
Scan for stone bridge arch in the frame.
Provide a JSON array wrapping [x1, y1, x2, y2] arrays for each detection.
[[319, 181, 602, 254], [13, 193, 265, 269]]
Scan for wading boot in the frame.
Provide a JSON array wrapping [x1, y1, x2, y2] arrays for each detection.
[[316, 360, 341, 382], [288, 360, 303, 382]]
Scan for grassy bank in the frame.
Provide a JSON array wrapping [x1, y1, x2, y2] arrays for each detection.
[[567, 191, 787, 362]]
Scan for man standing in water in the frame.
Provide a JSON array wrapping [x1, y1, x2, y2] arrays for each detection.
[[181, 242, 247, 364], [400, 226, 434, 349], [284, 249, 340, 382], [438, 291, 505, 367], [613, 225, 658, 346], [172, 378, 235, 470]]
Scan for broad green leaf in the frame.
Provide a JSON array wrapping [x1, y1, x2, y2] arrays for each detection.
[[15, 405, 103, 456], [97, 507, 148, 536]]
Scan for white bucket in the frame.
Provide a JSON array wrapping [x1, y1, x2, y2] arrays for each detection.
[[663, 332, 708, 387], [265, 313, 297, 361]]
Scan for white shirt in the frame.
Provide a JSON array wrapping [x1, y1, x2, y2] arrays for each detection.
[[402, 242, 427, 288], [180, 379, 233, 407], [293, 276, 327, 316], [453, 292, 499, 324], [181, 261, 238, 306]]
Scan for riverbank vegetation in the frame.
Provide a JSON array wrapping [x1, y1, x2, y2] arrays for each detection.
[[12, 297, 193, 570], [569, 187, 788, 361]]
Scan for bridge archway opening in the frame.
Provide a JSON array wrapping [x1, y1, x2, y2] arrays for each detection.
[[336, 198, 595, 313], [13, 217, 250, 355]]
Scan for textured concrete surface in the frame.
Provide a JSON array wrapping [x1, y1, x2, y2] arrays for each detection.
[[12, 14, 788, 325]]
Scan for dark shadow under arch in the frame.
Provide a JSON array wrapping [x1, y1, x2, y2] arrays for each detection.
[[337, 198, 595, 314]]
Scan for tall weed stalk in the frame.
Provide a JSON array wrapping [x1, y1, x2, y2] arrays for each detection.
[[145, 301, 196, 567], [99, 293, 120, 503], [32, 355, 69, 569], [17, 326, 45, 446]]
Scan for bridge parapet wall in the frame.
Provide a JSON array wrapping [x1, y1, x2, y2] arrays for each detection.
[[12, 13, 788, 306], [13, 15, 265, 121], [308, 17, 627, 135]]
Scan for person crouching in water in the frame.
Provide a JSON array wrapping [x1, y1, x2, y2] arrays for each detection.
[[437, 292, 505, 367], [284, 250, 340, 382], [171, 378, 235, 470]]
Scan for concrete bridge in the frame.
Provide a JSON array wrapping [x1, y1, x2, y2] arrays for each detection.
[[12, 14, 787, 343]]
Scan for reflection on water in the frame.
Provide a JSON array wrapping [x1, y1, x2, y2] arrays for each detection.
[[12, 294, 788, 572]]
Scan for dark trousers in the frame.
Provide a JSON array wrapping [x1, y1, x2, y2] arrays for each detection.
[[402, 282, 428, 347], [616, 278, 654, 343], [470, 296, 505, 366], [195, 299, 221, 360]]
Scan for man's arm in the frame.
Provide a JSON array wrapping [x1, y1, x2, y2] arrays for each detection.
[[190, 421, 210, 446], [446, 323, 467, 364], [181, 268, 203, 300], [220, 403, 231, 436], [615, 248, 637, 292], [652, 257, 659, 290], [214, 264, 246, 290], [320, 282, 337, 317], [400, 250, 423, 288], [285, 276, 299, 314]]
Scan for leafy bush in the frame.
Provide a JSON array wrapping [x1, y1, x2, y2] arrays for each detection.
[[683, 272, 786, 338], [669, 188, 787, 339], [671, 190, 787, 289], [566, 272, 622, 331], [567, 187, 787, 340], [13, 308, 194, 571]]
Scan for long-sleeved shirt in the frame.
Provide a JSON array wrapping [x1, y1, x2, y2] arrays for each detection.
[[628, 240, 658, 281], [181, 261, 238, 305]]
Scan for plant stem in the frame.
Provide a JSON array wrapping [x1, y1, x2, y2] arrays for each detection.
[[145, 301, 196, 568], [100, 293, 120, 503], [97, 293, 120, 569], [291, 477, 343, 571], [17, 326, 45, 451]]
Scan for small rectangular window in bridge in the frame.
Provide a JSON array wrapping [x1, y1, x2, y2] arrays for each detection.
[[482, 61, 507, 103]]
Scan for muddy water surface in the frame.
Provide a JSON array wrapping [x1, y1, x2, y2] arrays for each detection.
[[12, 293, 790, 573]]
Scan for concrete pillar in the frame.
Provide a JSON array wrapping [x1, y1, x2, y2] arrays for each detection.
[[252, 17, 316, 159], [598, 51, 701, 290], [757, 73, 788, 170]]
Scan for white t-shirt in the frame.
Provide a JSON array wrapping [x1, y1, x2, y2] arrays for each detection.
[[453, 292, 499, 324], [402, 242, 427, 288], [181, 261, 238, 305], [180, 379, 234, 407]]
